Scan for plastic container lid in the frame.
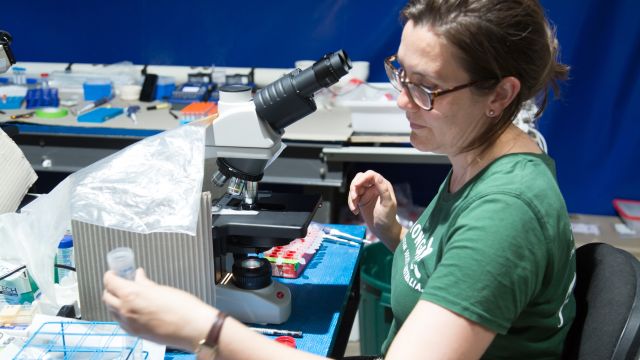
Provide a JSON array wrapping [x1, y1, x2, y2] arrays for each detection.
[[58, 234, 73, 249], [613, 199, 640, 220], [84, 78, 112, 85], [274, 336, 296, 348], [613, 199, 640, 233], [157, 76, 175, 85]]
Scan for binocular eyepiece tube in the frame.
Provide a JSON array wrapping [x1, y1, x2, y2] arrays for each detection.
[[254, 49, 352, 132]]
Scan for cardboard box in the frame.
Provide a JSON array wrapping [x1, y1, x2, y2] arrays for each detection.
[[0, 128, 37, 214], [73, 192, 215, 321]]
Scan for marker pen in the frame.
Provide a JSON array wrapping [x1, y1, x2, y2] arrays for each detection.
[[146, 103, 170, 110], [249, 327, 303, 338]]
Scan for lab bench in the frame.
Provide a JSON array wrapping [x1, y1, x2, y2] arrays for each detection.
[[4, 104, 448, 223], [152, 224, 365, 359], [249, 224, 365, 358]]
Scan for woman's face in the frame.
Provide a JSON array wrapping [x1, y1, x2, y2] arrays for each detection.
[[396, 21, 490, 155]]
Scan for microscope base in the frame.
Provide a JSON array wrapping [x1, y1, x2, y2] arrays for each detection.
[[215, 280, 291, 324]]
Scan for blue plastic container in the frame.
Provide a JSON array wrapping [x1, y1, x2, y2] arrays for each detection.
[[154, 76, 176, 100], [25, 88, 60, 109], [83, 80, 113, 101]]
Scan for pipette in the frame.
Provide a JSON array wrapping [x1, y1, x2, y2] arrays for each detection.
[[125, 105, 140, 124], [311, 223, 370, 244], [76, 95, 113, 115]]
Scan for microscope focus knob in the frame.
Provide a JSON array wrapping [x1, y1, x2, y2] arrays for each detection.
[[232, 256, 272, 290]]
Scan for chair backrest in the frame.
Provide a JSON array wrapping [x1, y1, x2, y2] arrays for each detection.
[[563, 242, 640, 360]]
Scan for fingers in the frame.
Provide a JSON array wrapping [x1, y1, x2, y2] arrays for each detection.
[[135, 268, 153, 285], [349, 171, 377, 214], [348, 174, 361, 214], [103, 288, 122, 313], [372, 172, 396, 208], [103, 270, 130, 298], [349, 171, 395, 215]]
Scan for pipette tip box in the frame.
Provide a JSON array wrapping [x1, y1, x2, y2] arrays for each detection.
[[77, 107, 123, 123]]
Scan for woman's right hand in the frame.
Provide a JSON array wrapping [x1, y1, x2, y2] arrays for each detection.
[[348, 170, 403, 249], [103, 268, 217, 352]]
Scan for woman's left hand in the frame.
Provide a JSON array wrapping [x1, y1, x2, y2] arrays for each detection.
[[103, 268, 216, 351]]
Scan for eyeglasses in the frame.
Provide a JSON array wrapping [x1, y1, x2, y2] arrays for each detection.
[[385, 54, 478, 111]]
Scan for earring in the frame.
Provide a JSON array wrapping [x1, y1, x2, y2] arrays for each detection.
[[487, 109, 495, 117]]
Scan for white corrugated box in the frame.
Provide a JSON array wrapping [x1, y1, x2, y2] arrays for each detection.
[[335, 83, 409, 134], [0, 127, 37, 214]]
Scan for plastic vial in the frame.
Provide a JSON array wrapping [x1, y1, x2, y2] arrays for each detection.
[[106, 247, 136, 280], [57, 234, 74, 280], [106, 247, 142, 359], [12, 66, 26, 85], [40, 73, 49, 89]]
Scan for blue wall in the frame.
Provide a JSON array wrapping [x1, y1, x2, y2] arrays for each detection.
[[0, 0, 405, 81], [2, 0, 638, 215], [538, 0, 640, 215]]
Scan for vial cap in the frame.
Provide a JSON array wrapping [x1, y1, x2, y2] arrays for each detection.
[[58, 234, 74, 249], [274, 336, 296, 348]]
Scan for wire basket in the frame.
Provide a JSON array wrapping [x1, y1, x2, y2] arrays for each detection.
[[13, 321, 147, 359]]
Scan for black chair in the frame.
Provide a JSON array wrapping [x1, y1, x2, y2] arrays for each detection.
[[564, 243, 640, 360]]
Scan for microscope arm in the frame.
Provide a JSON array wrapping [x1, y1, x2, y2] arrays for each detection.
[[0, 30, 17, 137], [205, 50, 351, 181], [0, 30, 16, 74], [204, 98, 283, 162]]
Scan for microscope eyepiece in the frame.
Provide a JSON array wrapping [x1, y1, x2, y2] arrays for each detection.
[[312, 49, 352, 89], [254, 49, 352, 132]]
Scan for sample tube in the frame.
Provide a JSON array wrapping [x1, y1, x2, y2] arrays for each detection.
[[106, 247, 136, 280], [12, 66, 26, 85], [40, 73, 49, 89], [106, 247, 142, 359]]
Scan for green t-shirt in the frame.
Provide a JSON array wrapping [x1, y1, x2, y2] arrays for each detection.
[[383, 153, 576, 359]]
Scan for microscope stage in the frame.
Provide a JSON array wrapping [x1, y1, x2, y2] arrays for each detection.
[[212, 192, 321, 249]]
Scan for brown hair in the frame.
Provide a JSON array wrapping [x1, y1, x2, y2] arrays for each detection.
[[401, 0, 569, 152]]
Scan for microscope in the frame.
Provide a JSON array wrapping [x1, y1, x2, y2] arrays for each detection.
[[0, 30, 18, 137], [0, 30, 16, 74], [205, 50, 352, 324]]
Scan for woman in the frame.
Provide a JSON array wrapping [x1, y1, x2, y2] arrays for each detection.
[[103, 0, 575, 358]]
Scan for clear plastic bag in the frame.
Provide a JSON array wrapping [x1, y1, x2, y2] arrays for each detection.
[[50, 61, 142, 90], [71, 123, 206, 234], [0, 122, 207, 309]]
